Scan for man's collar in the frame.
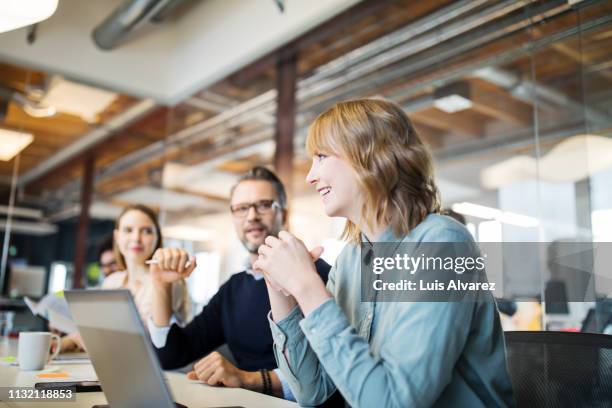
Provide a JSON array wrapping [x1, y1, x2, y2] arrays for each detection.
[[244, 256, 264, 281]]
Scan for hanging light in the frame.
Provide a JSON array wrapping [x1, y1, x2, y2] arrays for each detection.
[[0, 128, 34, 161], [0, 0, 58, 34]]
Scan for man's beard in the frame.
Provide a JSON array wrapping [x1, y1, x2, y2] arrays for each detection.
[[243, 240, 261, 254], [241, 223, 280, 254]]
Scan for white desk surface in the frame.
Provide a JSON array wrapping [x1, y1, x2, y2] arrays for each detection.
[[0, 339, 297, 408]]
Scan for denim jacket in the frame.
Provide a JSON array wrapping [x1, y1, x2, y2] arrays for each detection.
[[268, 214, 515, 408]]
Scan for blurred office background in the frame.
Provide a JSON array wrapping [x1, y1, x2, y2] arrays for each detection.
[[0, 0, 611, 334]]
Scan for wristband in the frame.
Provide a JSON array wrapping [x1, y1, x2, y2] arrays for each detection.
[[259, 369, 271, 395]]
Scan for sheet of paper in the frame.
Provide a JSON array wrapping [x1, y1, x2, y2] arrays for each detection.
[[24, 296, 40, 315], [24, 295, 77, 334], [47, 309, 77, 334]]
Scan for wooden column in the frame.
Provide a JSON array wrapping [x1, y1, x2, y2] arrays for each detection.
[[274, 50, 298, 200], [73, 153, 94, 289]]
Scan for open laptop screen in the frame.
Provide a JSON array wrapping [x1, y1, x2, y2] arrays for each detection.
[[65, 289, 177, 408]]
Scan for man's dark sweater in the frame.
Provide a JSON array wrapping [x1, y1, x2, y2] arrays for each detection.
[[155, 258, 331, 371]]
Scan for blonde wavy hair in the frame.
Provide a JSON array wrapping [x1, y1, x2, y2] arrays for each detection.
[[306, 98, 440, 243]]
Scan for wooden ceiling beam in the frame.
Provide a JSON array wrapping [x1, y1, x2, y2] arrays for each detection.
[[532, 26, 612, 82], [410, 108, 483, 138], [4, 103, 90, 137], [274, 50, 297, 198], [0, 63, 46, 92], [413, 123, 445, 148], [470, 86, 532, 125]]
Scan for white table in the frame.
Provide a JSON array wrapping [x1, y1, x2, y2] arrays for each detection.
[[0, 339, 297, 408]]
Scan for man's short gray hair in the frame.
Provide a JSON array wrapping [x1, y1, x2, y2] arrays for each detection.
[[230, 166, 287, 208]]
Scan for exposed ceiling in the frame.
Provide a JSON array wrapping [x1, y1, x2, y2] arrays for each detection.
[[1, 0, 611, 230], [0, 0, 361, 104]]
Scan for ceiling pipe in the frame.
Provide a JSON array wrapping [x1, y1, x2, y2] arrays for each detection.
[[302, 0, 572, 110], [0, 85, 56, 118], [472, 67, 610, 125], [303, 0, 489, 87], [92, 0, 175, 50], [45, 0, 607, 213], [0, 220, 58, 235], [94, 0, 505, 177], [65, 1, 604, 182], [150, 0, 191, 23], [63, 0, 567, 183]]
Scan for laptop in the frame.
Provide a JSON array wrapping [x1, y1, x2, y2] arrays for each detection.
[[65, 289, 187, 408]]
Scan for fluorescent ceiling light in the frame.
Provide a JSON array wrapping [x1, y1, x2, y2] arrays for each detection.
[[433, 94, 473, 113], [452, 201, 539, 228], [434, 82, 473, 113], [0, 220, 57, 235], [451, 202, 501, 219], [0, 205, 42, 219], [41, 77, 117, 123], [0, 129, 34, 161], [0, 0, 58, 33]]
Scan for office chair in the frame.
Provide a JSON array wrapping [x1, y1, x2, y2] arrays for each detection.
[[504, 331, 612, 407]]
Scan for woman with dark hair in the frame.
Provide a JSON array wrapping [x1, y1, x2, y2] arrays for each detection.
[[255, 99, 515, 407]]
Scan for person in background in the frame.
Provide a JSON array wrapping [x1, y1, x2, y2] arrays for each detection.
[[103, 204, 190, 323], [256, 99, 515, 407], [147, 167, 331, 401], [98, 235, 119, 279], [59, 204, 190, 352]]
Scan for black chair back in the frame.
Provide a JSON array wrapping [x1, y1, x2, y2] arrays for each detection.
[[505, 331, 612, 407]]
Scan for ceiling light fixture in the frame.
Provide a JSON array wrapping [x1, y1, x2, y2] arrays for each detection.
[[274, 0, 285, 13], [434, 81, 473, 113], [433, 94, 473, 113], [22, 101, 57, 118], [40, 77, 117, 123], [0, 0, 58, 34], [0, 128, 34, 161], [451, 202, 540, 228], [2, 88, 57, 118]]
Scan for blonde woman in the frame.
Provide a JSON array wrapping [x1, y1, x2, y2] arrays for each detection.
[[255, 99, 515, 407]]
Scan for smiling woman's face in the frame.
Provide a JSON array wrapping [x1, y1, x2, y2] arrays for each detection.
[[114, 209, 158, 267], [306, 153, 363, 222]]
